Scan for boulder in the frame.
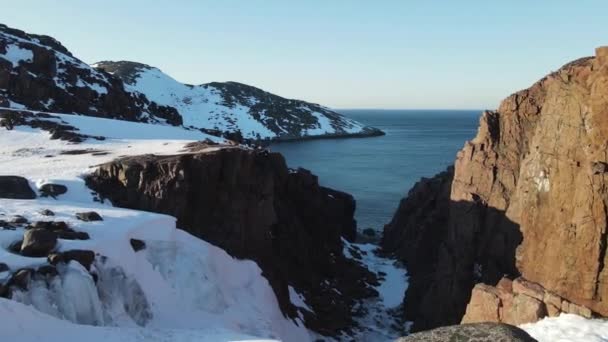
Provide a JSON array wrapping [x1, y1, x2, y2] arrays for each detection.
[[35, 265, 58, 278], [39, 209, 55, 216], [55, 230, 89, 240], [28, 221, 69, 231], [10, 215, 28, 224], [38, 183, 67, 198], [502, 294, 547, 326], [20, 228, 57, 257], [0, 176, 36, 199], [0, 263, 8, 273], [75, 211, 103, 222], [48, 250, 95, 270], [461, 284, 501, 323], [512, 278, 545, 301], [130, 238, 146, 252], [395, 323, 537, 342], [9, 268, 32, 289]]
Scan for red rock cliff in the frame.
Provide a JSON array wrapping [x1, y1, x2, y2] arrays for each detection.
[[384, 47, 608, 330]]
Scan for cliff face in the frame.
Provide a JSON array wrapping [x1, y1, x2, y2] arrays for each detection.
[[86, 146, 377, 336], [384, 47, 608, 330]]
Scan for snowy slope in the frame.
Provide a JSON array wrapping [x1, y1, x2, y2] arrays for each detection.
[[94, 61, 383, 140], [0, 108, 311, 342]]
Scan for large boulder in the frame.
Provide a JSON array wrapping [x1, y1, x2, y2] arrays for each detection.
[[48, 250, 95, 270], [20, 228, 57, 257], [383, 48, 608, 330], [86, 147, 376, 336], [396, 323, 537, 342], [75, 212, 103, 222], [0, 176, 36, 199], [38, 183, 67, 198]]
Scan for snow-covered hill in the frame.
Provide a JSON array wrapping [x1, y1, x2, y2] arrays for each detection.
[[93, 61, 384, 141], [0, 22, 383, 142]]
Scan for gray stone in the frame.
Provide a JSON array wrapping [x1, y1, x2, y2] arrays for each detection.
[[396, 323, 537, 342]]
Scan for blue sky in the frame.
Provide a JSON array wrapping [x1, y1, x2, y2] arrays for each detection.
[[3, 0, 607, 109]]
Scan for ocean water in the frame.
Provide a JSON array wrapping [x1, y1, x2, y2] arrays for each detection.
[[270, 110, 481, 231]]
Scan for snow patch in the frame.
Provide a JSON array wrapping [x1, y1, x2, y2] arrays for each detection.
[[1, 44, 33, 67], [521, 314, 608, 342]]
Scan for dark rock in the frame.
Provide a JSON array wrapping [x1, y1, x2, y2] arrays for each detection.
[[0, 176, 36, 199], [9, 268, 33, 290], [10, 215, 28, 224], [36, 265, 58, 278], [130, 238, 146, 252], [75, 211, 103, 222], [48, 250, 95, 270], [0, 263, 8, 273], [86, 148, 375, 335], [362, 228, 376, 237], [8, 240, 22, 253], [55, 230, 90, 240], [39, 209, 55, 216], [28, 221, 69, 231], [395, 323, 537, 342], [20, 228, 57, 257], [39, 183, 67, 198], [0, 283, 10, 298]]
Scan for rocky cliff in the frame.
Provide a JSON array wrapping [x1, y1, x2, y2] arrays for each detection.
[[383, 47, 608, 330], [0, 24, 181, 125], [85, 145, 378, 336]]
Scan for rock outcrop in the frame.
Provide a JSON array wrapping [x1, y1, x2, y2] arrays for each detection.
[[395, 322, 537, 342], [0, 24, 181, 125], [461, 277, 593, 326], [85, 147, 377, 336], [0, 175, 36, 199], [383, 47, 608, 330]]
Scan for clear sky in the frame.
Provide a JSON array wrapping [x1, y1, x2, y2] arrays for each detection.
[[3, 0, 607, 109]]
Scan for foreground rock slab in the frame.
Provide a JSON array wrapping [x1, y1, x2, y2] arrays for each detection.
[[396, 323, 537, 342]]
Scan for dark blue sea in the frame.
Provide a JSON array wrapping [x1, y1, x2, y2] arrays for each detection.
[[270, 110, 480, 231]]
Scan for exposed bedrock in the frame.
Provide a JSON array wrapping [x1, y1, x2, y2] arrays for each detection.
[[395, 322, 537, 342], [85, 147, 377, 336], [383, 47, 608, 331]]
